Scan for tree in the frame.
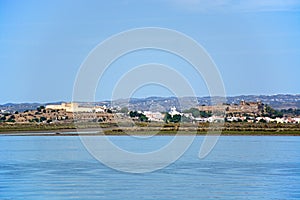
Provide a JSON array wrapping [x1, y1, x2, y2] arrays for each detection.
[[163, 113, 181, 123], [181, 115, 192, 122], [264, 105, 283, 118], [139, 114, 148, 122], [120, 107, 129, 114], [129, 111, 138, 118], [259, 118, 267, 123], [183, 108, 200, 118], [7, 118, 15, 123], [200, 111, 212, 118], [183, 108, 212, 118], [31, 118, 39, 123], [37, 106, 45, 112], [281, 108, 300, 117], [106, 109, 113, 113], [6, 115, 15, 123], [163, 113, 172, 123], [0, 116, 6, 122], [40, 116, 47, 122], [129, 111, 148, 122], [172, 114, 181, 123]]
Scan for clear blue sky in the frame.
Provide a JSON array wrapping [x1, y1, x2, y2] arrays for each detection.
[[1, 0, 300, 103]]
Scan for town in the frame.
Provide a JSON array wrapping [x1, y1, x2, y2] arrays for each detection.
[[1, 100, 300, 125]]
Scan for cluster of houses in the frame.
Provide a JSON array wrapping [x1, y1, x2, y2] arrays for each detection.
[[1, 101, 300, 124], [141, 107, 300, 124], [226, 116, 300, 123], [139, 102, 300, 124]]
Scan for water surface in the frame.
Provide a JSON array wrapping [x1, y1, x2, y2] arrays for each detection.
[[0, 136, 299, 199]]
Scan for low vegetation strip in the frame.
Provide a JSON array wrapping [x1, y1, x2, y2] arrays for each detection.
[[0, 122, 299, 136]]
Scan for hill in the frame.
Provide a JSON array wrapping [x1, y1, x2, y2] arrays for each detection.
[[1, 94, 299, 113]]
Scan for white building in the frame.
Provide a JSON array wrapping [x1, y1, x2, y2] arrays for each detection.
[[293, 118, 300, 123], [46, 102, 106, 113], [169, 107, 181, 117], [143, 111, 164, 122], [207, 116, 225, 123], [94, 105, 106, 113], [46, 103, 79, 112]]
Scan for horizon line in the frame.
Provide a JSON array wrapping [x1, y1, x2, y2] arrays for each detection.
[[1, 93, 299, 105]]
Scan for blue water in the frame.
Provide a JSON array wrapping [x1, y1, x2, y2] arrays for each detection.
[[0, 136, 299, 200]]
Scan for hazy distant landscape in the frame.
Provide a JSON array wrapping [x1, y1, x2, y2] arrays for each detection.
[[1, 94, 299, 135], [1, 94, 300, 113]]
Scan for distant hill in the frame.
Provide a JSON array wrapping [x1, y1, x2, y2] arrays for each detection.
[[104, 94, 300, 111], [1, 94, 299, 113], [0, 102, 64, 113], [226, 94, 300, 110]]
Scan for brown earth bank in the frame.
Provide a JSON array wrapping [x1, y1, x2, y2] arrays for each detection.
[[0, 122, 299, 136]]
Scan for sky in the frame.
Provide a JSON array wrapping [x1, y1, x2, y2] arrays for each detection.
[[0, 0, 300, 103]]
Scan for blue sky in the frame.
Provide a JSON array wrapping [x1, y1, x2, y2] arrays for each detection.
[[0, 0, 300, 103]]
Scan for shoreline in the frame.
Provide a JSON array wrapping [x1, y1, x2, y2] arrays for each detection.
[[1, 129, 300, 136], [0, 122, 299, 136]]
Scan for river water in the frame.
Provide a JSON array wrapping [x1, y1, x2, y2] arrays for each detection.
[[0, 135, 299, 199]]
